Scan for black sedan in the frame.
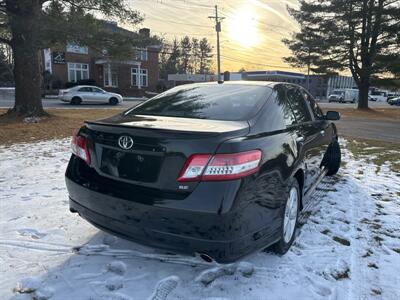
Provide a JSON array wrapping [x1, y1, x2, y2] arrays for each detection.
[[66, 82, 341, 263]]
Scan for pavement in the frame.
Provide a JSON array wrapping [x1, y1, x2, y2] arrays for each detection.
[[335, 119, 400, 143], [0, 97, 394, 109], [0, 98, 143, 109], [318, 101, 400, 143], [317, 99, 397, 109], [1, 97, 398, 143]]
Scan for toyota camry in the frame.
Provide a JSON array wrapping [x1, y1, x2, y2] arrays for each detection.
[[66, 81, 341, 262]]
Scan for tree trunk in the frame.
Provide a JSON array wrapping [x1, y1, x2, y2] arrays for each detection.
[[8, 1, 46, 117], [357, 77, 370, 110]]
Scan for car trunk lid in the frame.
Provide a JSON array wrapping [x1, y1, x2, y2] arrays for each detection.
[[84, 114, 249, 192]]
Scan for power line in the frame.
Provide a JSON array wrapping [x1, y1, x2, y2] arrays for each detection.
[[221, 55, 295, 70], [145, 15, 213, 28]]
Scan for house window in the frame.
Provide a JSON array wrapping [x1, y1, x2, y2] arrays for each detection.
[[104, 65, 118, 87], [135, 48, 148, 61], [131, 67, 148, 87], [68, 63, 89, 82], [66, 43, 88, 54]]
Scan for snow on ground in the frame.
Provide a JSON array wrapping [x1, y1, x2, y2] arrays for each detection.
[[0, 139, 399, 300]]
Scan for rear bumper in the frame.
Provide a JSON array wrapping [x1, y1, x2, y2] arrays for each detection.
[[59, 96, 70, 102], [66, 157, 282, 262], [69, 196, 245, 262]]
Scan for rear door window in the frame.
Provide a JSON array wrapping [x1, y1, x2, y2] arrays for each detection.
[[272, 85, 297, 127], [286, 87, 312, 123], [300, 89, 324, 119], [126, 84, 271, 121], [78, 87, 91, 92]]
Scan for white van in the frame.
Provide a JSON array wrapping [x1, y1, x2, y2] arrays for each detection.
[[328, 89, 359, 103]]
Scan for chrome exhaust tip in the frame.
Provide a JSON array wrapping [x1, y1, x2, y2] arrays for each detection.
[[198, 253, 214, 263]]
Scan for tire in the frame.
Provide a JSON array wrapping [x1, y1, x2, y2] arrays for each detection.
[[71, 97, 81, 105], [109, 97, 119, 105], [323, 140, 341, 176], [272, 178, 300, 255]]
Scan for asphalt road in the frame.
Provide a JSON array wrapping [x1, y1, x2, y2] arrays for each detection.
[[0, 97, 395, 109], [1, 97, 398, 143], [0, 98, 142, 109], [335, 119, 400, 143]]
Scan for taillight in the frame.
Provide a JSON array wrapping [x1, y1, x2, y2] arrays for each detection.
[[177, 150, 262, 182], [71, 134, 91, 164]]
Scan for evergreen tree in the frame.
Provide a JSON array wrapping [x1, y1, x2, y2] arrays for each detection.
[[199, 38, 213, 74], [283, 0, 400, 109], [159, 36, 213, 78], [190, 38, 200, 73], [159, 38, 181, 79], [0, 0, 145, 117], [179, 36, 192, 73]]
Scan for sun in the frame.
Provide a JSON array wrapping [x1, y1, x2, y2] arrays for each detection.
[[228, 8, 259, 47]]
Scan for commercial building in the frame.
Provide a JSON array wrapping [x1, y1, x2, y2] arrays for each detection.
[[227, 71, 357, 100]]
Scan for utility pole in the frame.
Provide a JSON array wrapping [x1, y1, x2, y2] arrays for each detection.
[[209, 5, 224, 82]]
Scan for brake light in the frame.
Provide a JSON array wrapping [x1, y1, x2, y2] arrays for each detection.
[[71, 134, 91, 164], [177, 150, 262, 182]]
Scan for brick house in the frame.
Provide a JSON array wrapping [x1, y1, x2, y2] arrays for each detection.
[[42, 25, 160, 96]]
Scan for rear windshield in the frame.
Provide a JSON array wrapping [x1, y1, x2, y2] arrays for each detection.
[[125, 84, 270, 121]]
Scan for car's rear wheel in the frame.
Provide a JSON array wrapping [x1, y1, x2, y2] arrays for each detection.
[[71, 97, 82, 105], [272, 178, 300, 255], [109, 97, 119, 105], [323, 140, 341, 176]]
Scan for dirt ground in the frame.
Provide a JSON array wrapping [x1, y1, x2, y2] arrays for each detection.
[[329, 108, 400, 143], [0, 109, 123, 146], [0, 107, 399, 146]]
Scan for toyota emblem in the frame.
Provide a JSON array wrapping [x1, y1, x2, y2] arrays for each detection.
[[118, 135, 134, 150]]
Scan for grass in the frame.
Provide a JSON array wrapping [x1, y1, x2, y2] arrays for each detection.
[[345, 138, 400, 173], [371, 289, 382, 295], [333, 107, 400, 121], [332, 236, 351, 246], [332, 268, 350, 280], [0, 109, 123, 146], [368, 263, 379, 269], [321, 229, 331, 235]]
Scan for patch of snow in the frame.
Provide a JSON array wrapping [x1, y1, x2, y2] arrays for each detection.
[[14, 277, 42, 294], [1, 138, 399, 300], [149, 276, 179, 300], [237, 262, 254, 277], [107, 261, 127, 276]]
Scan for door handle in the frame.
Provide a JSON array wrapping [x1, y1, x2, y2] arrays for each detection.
[[296, 136, 304, 143]]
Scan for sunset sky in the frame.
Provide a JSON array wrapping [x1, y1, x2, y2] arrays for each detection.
[[128, 0, 301, 73]]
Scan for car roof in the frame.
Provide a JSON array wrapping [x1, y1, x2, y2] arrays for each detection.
[[73, 85, 102, 89]]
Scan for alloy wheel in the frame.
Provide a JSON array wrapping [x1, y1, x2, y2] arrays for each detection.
[[283, 187, 299, 243]]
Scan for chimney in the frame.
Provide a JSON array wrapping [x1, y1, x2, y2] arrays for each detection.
[[139, 28, 150, 38]]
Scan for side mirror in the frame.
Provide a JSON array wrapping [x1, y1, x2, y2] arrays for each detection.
[[325, 111, 340, 121]]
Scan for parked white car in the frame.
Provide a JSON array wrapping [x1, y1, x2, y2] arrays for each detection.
[[58, 86, 123, 105], [369, 90, 387, 102]]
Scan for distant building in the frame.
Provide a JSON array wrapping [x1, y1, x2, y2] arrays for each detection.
[[227, 71, 356, 100], [228, 70, 306, 85], [41, 25, 160, 96], [324, 76, 357, 98], [167, 73, 218, 86]]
